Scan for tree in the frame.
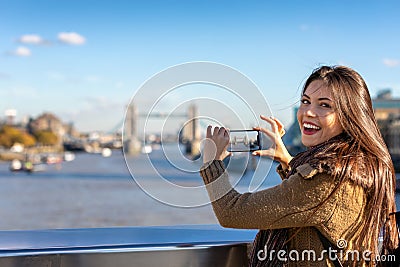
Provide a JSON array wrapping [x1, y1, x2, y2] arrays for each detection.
[[0, 125, 36, 148], [0, 132, 12, 148], [18, 132, 36, 147], [34, 130, 58, 146]]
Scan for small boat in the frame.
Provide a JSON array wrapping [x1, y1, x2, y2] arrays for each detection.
[[25, 163, 46, 173], [9, 159, 23, 172], [44, 154, 63, 164], [141, 145, 152, 154], [63, 152, 76, 162], [101, 148, 112, 157]]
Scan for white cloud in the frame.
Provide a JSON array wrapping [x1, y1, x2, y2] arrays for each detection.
[[17, 34, 44, 45], [58, 32, 86, 45], [383, 58, 400, 67], [14, 46, 31, 57]]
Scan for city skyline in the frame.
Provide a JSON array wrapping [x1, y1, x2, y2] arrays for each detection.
[[1, 0, 400, 132]]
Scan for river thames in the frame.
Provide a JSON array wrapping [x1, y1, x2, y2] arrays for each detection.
[[0, 144, 282, 230], [0, 145, 398, 230]]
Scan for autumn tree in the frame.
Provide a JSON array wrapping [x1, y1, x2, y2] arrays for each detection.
[[33, 130, 58, 146], [0, 125, 36, 148]]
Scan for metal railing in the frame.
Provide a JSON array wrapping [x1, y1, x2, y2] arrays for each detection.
[[0, 225, 257, 267]]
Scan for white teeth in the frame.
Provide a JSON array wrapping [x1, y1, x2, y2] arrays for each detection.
[[303, 123, 321, 130]]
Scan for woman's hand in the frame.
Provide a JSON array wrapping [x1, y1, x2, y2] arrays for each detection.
[[252, 115, 293, 170], [202, 126, 232, 164]]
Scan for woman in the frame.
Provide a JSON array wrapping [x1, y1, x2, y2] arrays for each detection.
[[200, 65, 398, 266]]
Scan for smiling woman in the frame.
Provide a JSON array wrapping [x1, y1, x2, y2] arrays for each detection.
[[200, 65, 399, 267], [298, 80, 344, 147]]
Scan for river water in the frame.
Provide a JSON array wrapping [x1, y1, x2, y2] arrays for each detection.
[[0, 144, 278, 230], [0, 145, 398, 230]]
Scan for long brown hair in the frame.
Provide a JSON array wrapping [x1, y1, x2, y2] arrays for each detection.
[[303, 65, 398, 257]]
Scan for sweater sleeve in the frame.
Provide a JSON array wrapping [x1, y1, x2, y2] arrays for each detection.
[[200, 160, 338, 230]]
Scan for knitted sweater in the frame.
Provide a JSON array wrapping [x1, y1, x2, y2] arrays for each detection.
[[200, 160, 368, 267]]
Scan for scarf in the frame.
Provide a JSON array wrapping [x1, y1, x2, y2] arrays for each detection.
[[288, 132, 351, 177]]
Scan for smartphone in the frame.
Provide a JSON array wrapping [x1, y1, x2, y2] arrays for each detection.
[[227, 130, 261, 152]]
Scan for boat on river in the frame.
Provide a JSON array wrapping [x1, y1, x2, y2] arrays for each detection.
[[9, 159, 22, 172], [63, 152, 76, 162], [9, 159, 46, 173]]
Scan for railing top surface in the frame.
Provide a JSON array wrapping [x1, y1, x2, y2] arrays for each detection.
[[0, 224, 257, 253]]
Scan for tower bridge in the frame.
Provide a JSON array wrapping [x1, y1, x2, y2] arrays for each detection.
[[124, 103, 201, 156]]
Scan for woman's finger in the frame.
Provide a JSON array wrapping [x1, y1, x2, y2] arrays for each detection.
[[260, 115, 278, 133], [252, 148, 274, 158], [260, 115, 286, 137], [213, 126, 219, 136], [274, 117, 284, 130], [273, 117, 285, 137], [206, 125, 212, 138], [223, 128, 229, 137]]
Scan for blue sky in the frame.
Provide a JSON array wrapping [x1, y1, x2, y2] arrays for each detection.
[[1, 0, 399, 133]]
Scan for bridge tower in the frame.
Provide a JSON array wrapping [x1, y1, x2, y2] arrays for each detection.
[[124, 104, 141, 155], [183, 104, 201, 156]]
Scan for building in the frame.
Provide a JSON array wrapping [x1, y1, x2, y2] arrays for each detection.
[[4, 109, 17, 125], [373, 90, 400, 159], [27, 112, 70, 146], [373, 89, 400, 120], [282, 106, 305, 155]]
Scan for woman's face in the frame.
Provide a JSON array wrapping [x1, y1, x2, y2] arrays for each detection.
[[297, 80, 343, 147]]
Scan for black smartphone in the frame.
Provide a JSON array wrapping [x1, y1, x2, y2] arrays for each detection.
[[227, 130, 261, 152]]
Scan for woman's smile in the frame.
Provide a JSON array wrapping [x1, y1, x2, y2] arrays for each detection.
[[302, 121, 321, 135]]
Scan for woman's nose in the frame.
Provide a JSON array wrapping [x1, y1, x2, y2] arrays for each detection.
[[304, 105, 317, 117]]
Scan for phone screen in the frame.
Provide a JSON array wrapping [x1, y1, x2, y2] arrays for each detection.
[[228, 130, 260, 152]]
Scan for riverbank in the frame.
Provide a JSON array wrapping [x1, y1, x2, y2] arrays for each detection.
[[0, 151, 25, 161], [0, 145, 63, 161]]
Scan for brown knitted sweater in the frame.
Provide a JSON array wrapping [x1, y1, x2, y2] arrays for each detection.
[[200, 160, 368, 267]]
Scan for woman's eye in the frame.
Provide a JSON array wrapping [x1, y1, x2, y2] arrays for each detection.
[[300, 99, 310, 104], [320, 103, 331, 108]]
